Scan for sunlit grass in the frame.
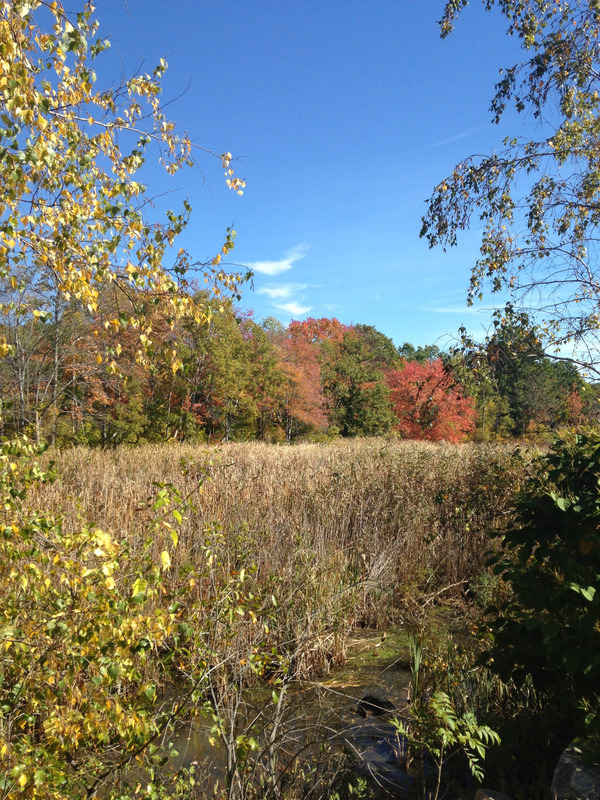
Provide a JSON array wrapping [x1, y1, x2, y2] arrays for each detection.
[[40, 439, 523, 631]]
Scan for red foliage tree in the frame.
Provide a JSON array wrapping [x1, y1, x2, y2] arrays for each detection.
[[386, 359, 476, 442], [287, 317, 349, 345]]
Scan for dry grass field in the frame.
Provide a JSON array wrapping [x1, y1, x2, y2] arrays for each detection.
[[35, 439, 525, 669], [4, 437, 537, 799]]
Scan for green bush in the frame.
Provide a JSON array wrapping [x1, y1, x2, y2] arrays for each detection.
[[483, 431, 600, 731]]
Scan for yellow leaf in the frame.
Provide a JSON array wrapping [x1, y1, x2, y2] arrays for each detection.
[[19, 774, 27, 787], [161, 550, 171, 571], [93, 529, 117, 555], [96, 354, 102, 364]]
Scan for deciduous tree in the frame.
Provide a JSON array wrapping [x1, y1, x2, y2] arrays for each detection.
[[287, 317, 348, 346], [387, 358, 476, 442], [0, 0, 245, 368], [326, 327, 396, 437], [273, 332, 327, 441], [422, 1, 600, 372], [459, 306, 585, 436]]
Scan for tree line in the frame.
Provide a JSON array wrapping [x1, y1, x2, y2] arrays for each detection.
[[1, 283, 594, 446]]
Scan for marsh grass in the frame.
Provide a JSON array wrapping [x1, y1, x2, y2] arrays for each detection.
[[32, 439, 524, 674], [1, 438, 532, 798]]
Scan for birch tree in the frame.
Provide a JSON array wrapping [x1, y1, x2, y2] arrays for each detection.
[[0, 0, 245, 371], [422, 1, 600, 372]]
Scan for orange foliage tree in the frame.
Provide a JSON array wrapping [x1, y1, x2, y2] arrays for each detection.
[[387, 358, 476, 442], [275, 334, 327, 440], [287, 317, 349, 345]]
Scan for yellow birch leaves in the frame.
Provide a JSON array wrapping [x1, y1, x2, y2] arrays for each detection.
[[0, 0, 247, 365]]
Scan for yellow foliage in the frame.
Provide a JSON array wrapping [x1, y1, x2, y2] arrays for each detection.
[[0, 0, 248, 371]]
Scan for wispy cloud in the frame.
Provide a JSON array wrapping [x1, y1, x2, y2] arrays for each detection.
[[275, 301, 312, 316], [258, 283, 307, 300], [247, 246, 313, 317], [245, 244, 309, 276], [413, 304, 489, 315], [425, 125, 488, 150]]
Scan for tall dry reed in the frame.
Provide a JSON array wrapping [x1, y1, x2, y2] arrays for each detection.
[[36, 440, 523, 645]]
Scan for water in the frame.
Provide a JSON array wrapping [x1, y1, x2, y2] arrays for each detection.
[[169, 631, 414, 798]]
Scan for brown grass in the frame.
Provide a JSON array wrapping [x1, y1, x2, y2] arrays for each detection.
[[36, 439, 524, 646]]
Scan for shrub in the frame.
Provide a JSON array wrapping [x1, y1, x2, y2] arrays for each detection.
[[483, 430, 600, 732]]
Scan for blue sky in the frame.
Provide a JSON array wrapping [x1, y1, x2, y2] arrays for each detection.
[[99, 1, 534, 351]]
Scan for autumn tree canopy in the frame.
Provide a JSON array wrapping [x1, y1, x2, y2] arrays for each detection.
[[0, 0, 245, 369], [387, 358, 476, 443]]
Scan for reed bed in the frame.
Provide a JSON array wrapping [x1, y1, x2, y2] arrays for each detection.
[[37, 439, 524, 642], [1, 438, 540, 798]]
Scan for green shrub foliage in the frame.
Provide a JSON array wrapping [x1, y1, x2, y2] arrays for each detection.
[[484, 431, 600, 725]]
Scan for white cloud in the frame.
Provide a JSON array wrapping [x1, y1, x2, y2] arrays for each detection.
[[258, 283, 307, 300], [275, 301, 312, 316], [425, 125, 488, 150], [245, 244, 309, 276]]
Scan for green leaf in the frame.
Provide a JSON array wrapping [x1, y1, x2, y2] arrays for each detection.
[[33, 769, 46, 787], [581, 586, 596, 602], [144, 685, 156, 702], [131, 577, 147, 600]]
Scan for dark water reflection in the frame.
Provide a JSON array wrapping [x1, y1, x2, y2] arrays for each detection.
[[170, 632, 414, 798]]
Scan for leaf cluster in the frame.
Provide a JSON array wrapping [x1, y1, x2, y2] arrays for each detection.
[[483, 430, 600, 727], [425, 1, 600, 372], [0, 0, 245, 368], [394, 690, 500, 799]]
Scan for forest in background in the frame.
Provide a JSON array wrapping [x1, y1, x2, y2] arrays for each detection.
[[1, 285, 596, 447]]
